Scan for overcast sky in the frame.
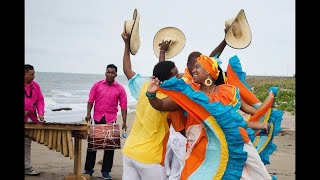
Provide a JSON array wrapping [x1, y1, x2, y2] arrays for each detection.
[[25, 0, 295, 76]]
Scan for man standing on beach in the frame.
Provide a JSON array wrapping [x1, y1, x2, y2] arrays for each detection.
[[24, 64, 45, 176], [83, 64, 127, 179]]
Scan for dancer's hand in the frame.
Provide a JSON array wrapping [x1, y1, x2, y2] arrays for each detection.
[[147, 76, 160, 94], [121, 31, 130, 44], [159, 40, 171, 52], [261, 122, 269, 135]]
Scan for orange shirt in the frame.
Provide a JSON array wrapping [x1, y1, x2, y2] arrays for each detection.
[[167, 110, 186, 132], [207, 84, 250, 143], [184, 84, 250, 143]]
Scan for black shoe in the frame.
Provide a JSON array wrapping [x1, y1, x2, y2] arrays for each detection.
[[102, 172, 112, 179], [83, 170, 94, 177]]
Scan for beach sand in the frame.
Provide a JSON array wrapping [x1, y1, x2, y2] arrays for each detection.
[[25, 111, 295, 180]]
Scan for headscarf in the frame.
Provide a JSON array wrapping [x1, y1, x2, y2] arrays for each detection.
[[196, 55, 220, 80]]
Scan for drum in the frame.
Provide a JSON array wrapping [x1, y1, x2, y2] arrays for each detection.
[[88, 123, 121, 150]]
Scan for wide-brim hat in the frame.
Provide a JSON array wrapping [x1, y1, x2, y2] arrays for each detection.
[[224, 9, 252, 49], [124, 9, 140, 55], [153, 27, 186, 60]]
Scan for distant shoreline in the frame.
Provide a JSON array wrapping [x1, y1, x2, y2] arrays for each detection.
[[38, 71, 295, 78]]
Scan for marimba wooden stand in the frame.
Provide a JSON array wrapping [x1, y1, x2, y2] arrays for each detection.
[[64, 137, 90, 180], [25, 123, 91, 180]]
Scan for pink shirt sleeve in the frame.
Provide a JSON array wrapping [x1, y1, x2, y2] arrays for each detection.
[[88, 82, 98, 103], [36, 86, 44, 116], [34, 82, 45, 116]]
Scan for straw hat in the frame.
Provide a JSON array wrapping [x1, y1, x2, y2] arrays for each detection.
[[124, 9, 140, 55], [153, 27, 186, 60], [224, 9, 252, 49]]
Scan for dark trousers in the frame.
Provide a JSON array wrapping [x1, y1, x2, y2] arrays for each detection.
[[84, 116, 115, 173]]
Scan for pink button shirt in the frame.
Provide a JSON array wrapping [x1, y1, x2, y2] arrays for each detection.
[[88, 80, 127, 123], [24, 81, 45, 123]]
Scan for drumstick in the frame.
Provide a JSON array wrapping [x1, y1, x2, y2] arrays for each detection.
[[25, 103, 36, 117], [25, 103, 46, 122]]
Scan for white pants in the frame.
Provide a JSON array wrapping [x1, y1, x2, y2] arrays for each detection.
[[25, 118, 33, 170], [165, 127, 187, 180], [25, 137, 32, 170], [241, 141, 272, 180], [122, 155, 167, 180]]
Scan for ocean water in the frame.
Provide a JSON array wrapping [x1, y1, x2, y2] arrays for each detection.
[[35, 72, 138, 123]]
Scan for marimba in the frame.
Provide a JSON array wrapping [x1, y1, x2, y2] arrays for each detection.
[[24, 122, 90, 180]]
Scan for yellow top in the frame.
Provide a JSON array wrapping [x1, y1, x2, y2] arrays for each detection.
[[122, 82, 169, 164]]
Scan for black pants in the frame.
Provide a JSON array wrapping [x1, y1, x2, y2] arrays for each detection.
[[84, 116, 115, 173]]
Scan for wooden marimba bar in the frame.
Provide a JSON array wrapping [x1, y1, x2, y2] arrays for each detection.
[[24, 122, 90, 180]]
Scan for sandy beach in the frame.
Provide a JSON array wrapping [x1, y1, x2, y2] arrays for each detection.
[[25, 111, 295, 180]]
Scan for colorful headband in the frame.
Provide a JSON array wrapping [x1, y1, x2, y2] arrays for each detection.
[[196, 55, 220, 80]]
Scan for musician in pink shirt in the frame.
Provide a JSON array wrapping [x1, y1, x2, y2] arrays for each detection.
[[24, 79, 45, 123], [24, 64, 45, 176], [83, 64, 128, 179]]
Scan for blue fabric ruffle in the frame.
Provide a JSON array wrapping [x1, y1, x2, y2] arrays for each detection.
[[228, 55, 252, 90], [228, 54, 283, 166], [161, 77, 247, 179], [255, 109, 283, 165]]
